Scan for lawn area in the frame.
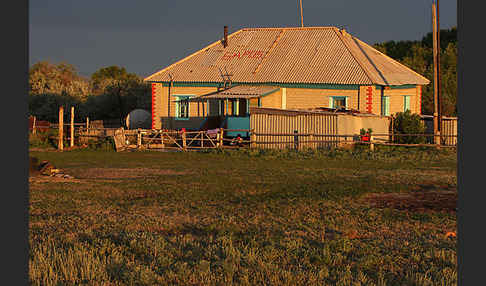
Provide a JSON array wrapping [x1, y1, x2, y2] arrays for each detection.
[[29, 147, 457, 285]]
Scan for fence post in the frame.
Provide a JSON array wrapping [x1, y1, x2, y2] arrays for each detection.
[[137, 128, 142, 149], [219, 128, 224, 148], [58, 106, 64, 151], [293, 130, 299, 150], [250, 130, 256, 149], [161, 131, 165, 149], [370, 135, 374, 151], [70, 106, 75, 147], [182, 129, 187, 151], [32, 116, 36, 135], [309, 133, 314, 149]]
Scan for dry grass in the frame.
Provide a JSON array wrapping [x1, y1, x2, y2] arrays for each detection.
[[29, 147, 457, 285]]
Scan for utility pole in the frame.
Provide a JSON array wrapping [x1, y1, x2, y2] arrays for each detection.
[[436, 0, 442, 140], [299, 0, 304, 27], [432, 2, 440, 145], [168, 73, 173, 130]]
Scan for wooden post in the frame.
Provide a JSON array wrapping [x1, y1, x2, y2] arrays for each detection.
[[137, 128, 142, 148], [182, 130, 187, 151], [294, 130, 299, 150], [85, 117, 89, 145], [32, 116, 36, 135], [219, 128, 224, 148], [436, 0, 442, 136], [250, 130, 256, 149], [58, 106, 64, 150], [70, 106, 74, 147], [299, 0, 304, 27], [432, 3, 441, 145], [370, 135, 374, 151], [309, 133, 314, 149], [86, 117, 89, 135]]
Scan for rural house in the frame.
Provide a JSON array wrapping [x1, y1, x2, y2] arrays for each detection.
[[144, 26, 430, 135]]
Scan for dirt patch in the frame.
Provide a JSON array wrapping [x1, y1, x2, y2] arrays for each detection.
[[29, 176, 82, 184], [363, 186, 457, 213], [70, 168, 190, 180]]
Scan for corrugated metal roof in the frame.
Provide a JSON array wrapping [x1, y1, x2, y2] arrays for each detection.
[[145, 27, 430, 86], [189, 85, 279, 101]]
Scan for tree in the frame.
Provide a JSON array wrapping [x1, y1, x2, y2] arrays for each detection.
[[86, 66, 151, 125], [90, 66, 139, 96], [29, 61, 90, 99], [373, 27, 457, 116], [392, 110, 426, 144]]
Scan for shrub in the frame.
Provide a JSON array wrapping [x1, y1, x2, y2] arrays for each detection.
[[29, 129, 59, 149], [87, 137, 115, 151], [392, 110, 426, 144]]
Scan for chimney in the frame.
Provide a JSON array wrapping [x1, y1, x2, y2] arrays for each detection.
[[223, 26, 228, 48]]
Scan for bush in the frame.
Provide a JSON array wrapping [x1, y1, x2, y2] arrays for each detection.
[[392, 110, 426, 144], [29, 129, 60, 149], [87, 137, 115, 151]]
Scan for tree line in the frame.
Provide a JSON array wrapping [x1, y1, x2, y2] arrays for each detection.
[[28, 63, 151, 124], [373, 26, 457, 116], [29, 27, 457, 124]]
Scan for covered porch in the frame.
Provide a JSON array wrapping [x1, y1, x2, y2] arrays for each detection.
[[187, 85, 279, 137]]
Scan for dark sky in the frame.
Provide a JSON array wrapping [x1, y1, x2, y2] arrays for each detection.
[[29, 0, 457, 78]]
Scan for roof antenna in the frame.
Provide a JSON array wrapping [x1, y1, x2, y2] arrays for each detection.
[[218, 67, 233, 90], [299, 0, 304, 27]]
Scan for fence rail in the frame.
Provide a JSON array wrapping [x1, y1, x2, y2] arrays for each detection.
[[30, 108, 457, 152], [31, 123, 457, 152]]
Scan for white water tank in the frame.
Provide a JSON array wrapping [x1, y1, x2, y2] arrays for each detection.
[[125, 109, 151, 129]]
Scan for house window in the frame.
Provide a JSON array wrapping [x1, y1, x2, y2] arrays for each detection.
[[231, 99, 249, 117], [231, 99, 239, 116], [329, 96, 348, 109], [381, 96, 390, 116], [403, 95, 411, 112], [175, 95, 190, 119]]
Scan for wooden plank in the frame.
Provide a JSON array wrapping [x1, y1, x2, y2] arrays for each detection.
[[70, 106, 74, 147], [113, 128, 127, 152], [58, 106, 63, 150]]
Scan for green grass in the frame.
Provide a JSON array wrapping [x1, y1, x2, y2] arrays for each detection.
[[29, 147, 457, 285]]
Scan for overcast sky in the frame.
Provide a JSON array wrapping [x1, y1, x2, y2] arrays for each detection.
[[29, 0, 457, 78]]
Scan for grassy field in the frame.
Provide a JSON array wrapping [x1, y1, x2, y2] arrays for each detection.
[[29, 147, 457, 285]]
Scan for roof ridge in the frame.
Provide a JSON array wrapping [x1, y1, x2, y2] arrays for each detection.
[[333, 28, 376, 85], [242, 26, 338, 31], [144, 29, 244, 82], [353, 37, 430, 84], [252, 29, 286, 74]]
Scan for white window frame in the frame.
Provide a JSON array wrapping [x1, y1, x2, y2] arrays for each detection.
[[174, 95, 193, 120], [403, 95, 411, 112], [381, 96, 390, 116], [329, 96, 348, 109]]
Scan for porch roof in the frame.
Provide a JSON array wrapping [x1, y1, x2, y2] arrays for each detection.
[[187, 85, 279, 102]]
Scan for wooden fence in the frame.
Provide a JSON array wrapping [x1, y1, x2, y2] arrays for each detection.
[[420, 115, 458, 146], [250, 108, 339, 149], [29, 107, 458, 151]]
